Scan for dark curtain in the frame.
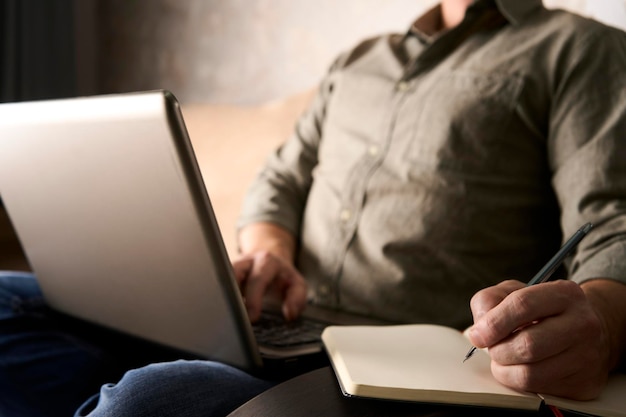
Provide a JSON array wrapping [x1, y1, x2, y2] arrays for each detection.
[[0, 0, 77, 103]]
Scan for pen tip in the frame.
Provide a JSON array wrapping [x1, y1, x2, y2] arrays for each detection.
[[463, 346, 476, 363]]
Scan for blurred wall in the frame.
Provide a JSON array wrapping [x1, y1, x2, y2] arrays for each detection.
[[96, 0, 626, 105], [97, 0, 435, 105]]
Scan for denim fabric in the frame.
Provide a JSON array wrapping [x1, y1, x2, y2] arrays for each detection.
[[0, 273, 273, 417], [75, 360, 274, 417], [0, 272, 124, 417]]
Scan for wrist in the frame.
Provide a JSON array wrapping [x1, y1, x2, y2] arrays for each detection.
[[237, 222, 297, 264], [581, 279, 626, 371]]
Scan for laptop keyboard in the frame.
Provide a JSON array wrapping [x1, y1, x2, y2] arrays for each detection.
[[252, 312, 327, 348]]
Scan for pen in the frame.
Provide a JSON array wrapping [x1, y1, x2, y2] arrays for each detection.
[[463, 222, 594, 363]]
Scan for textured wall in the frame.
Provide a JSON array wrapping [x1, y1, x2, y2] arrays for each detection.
[[97, 0, 626, 105], [97, 0, 436, 105], [545, 0, 626, 29]]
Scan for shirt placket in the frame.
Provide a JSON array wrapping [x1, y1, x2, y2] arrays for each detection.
[[322, 54, 430, 307], [319, 7, 496, 308], [321, 91, 403, 307]]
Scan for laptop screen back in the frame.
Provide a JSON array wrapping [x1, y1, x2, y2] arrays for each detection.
[[0, 91, 263, 371]]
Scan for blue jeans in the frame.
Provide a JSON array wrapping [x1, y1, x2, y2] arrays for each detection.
[[75, 360, 274, 417], [0, 272, 274, 417]]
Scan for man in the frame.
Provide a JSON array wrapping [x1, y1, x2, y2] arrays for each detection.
[[1, 0, 625, 416], [234, 0, 626, 401]]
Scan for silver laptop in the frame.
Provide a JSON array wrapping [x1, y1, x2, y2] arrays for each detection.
[[0, 91, 376, 375]]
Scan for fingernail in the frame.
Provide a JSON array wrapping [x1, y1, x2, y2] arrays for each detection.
[[282, 305, 292, 321], [468, 326, 484, 347]]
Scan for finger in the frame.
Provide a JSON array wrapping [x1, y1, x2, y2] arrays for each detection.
[[490, 343, 607, 400], [470, 280, 584, 348], [487, 315, 570, 365], [470, 280, 525, 322], [488, 289, 602, 365], [231, 257, 254, 286], [280, 271, 308, 321], [244, 252, 281, 322], [259, 264, 307, 321]]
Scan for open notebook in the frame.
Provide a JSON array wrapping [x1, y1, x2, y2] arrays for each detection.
[[322, 324, 626, 417]]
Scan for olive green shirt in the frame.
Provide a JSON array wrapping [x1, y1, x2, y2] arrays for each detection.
[[238, 0, 626, 328]]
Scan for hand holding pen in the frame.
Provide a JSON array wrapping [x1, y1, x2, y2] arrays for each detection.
[[464, 223, 593, 362], [463, 222, 614, 400]]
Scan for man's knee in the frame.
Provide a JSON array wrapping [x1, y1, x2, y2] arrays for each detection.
[[79, 360, 274, 417]]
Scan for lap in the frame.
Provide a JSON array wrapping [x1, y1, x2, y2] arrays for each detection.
[[0, 272, 188, 416], [0, 272, 134, 416], [76, 360, 275, 417], [0, 273, 274, 417]]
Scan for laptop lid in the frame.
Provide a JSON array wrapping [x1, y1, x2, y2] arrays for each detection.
[[0, 91, 264, 372]]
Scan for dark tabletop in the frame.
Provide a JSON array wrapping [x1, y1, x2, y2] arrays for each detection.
[[227, 366, 558, 417]]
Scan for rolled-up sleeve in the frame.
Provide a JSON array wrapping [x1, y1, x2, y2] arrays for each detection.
[[236, 56, 345, 237], [550, 28, 626, 285]]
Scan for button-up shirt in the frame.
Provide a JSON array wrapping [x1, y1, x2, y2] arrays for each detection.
[[238, 0, 626, 328]]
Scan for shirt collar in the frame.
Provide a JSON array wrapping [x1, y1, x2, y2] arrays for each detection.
[[411, 0, 543, 38], [409, 3, 443, 42], [493, 0, 543, 25]]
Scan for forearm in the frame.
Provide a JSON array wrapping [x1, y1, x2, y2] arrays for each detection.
[[237, 222, 297, 264], [581, 278, 626, 371]]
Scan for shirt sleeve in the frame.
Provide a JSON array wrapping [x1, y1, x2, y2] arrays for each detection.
[[236, 53, 348, 238], [549, 26, 626, 285]]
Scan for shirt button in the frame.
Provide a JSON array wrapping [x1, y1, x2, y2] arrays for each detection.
[[396, 81, 409, 91], [340, 209, 352, 222], [368, 145, 379, 156]]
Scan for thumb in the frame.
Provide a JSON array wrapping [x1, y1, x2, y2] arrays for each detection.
[[470, 279, 525, 322]]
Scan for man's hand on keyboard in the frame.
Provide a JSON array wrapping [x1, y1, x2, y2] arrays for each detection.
[[232, 251, 307, 323]]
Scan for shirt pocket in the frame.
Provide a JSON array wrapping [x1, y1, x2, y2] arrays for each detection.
[[404, 71, 523, 175]]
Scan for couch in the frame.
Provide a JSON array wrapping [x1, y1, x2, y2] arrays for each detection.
[[0, 89, 315, 271]]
